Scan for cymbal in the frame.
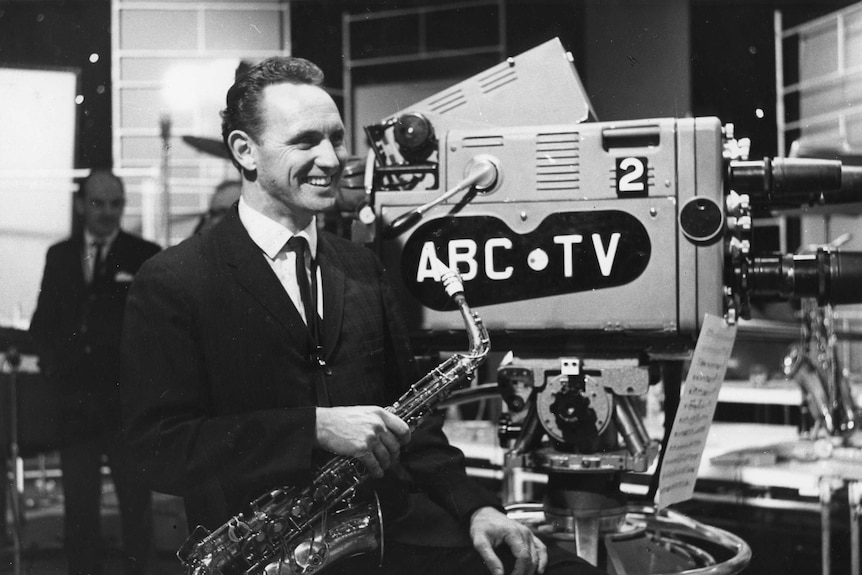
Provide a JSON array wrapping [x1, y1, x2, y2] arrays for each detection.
[[182, 135, 230, 159]]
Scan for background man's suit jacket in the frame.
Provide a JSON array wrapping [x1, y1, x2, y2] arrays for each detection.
[[120, 209, 499, 544], [30, 230, 161, 440]]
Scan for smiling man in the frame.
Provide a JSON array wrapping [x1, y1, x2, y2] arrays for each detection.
[[120, 57, 601, 575]]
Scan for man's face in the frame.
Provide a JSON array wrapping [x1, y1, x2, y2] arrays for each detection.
[[249, 83, 348, 223], [77, 175, 125, 238]]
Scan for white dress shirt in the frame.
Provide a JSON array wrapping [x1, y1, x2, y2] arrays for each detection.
[[83, 229, 118, 284], [238, 197, 323, 324]]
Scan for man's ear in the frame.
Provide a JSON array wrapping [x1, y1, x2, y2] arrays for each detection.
[[228, 130, 257, 172]]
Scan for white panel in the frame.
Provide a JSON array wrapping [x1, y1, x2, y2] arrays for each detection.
[[205, 10, 284, 51], [0, 68, 78, 328], [120, 87, 166, 128], [121, 57, 216, 82], [800, 25, 838, 80], [799, 81, 859, 119], [848, 113, 862, 146], [788, 4, 862, 146], [120, 9, 198, 50], [122, 135, 162, 160], [847, 9, 862, 68], [798, 117, 842, 142]]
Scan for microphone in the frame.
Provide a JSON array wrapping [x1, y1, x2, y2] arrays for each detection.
[[384, 156, 500, 239]]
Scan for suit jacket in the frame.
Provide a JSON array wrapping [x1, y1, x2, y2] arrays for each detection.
[[120, 209, 499, 543], [30, 230, 161, 439]]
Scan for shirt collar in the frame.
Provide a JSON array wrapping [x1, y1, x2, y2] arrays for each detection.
[[84, 228, 119, 250], [238, 196, 318, 260]]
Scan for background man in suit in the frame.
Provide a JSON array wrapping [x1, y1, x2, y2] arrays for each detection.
[[120, 57, 600, 575], [30, 169, 160, 575]]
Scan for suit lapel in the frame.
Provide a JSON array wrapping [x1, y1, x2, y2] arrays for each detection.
[[103, 231, 126, 280], [68, 236, 87, 292], [317, 234, 344, 360], [217, 213, 308, 348]]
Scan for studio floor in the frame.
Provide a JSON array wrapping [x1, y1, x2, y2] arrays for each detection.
[[0, 499, 838, 575], [0, 455, 188, 575], [677, 499, 846, 575], [0, 452, 846, 575]]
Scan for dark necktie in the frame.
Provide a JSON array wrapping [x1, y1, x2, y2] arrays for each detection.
[[92, 240, 107, 285], [288, 236, 329, 406], [288, 236, 323, 356]]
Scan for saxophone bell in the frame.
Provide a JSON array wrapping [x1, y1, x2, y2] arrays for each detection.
[[261, 495, 383, 575]]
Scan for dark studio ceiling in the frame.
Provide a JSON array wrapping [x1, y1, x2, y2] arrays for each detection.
[[0, 0, 857, 166]]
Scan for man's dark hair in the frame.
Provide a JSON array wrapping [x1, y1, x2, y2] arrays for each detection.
[[220, 57, 325, 171], [78, 169, 125, 200]]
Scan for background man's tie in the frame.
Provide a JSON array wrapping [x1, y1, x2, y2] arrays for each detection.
[[92, 240, 107, 285]]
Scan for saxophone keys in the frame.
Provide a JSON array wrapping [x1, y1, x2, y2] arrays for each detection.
[[290, 496, 313, 519], [291, 539, 328, 572], [269, 519, 285, 534], [227, 518, 251, 542]]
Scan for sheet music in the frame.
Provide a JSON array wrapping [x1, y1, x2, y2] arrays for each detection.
[[655, 313, 737, 509]]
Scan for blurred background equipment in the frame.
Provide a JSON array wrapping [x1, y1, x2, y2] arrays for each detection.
[[192, 179, 242, 235]]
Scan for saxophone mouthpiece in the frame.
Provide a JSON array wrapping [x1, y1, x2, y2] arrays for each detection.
[[431, 255, 464, 299]]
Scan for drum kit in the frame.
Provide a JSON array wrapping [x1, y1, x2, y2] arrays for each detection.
[[182, 135, 230, 160]]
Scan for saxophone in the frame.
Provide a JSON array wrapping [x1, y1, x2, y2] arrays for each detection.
[[783, 297, 857, 438], [177, 267, 490, 575]]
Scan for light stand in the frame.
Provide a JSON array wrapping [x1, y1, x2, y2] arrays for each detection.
[[3, 346, 23, 575]]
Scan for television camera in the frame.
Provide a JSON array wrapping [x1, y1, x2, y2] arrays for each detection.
[[355, 38, 862, 573]]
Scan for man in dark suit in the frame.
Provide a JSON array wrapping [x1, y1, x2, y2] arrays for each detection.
[[30, 169, 160, 575], [120, 57, 600, 575]]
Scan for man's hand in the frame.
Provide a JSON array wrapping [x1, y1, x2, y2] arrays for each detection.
[[314, 406, 411, 477], [470, 506, 548, 575]]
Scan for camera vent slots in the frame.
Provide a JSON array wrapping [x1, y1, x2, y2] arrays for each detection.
[[478, 65, 518, 94], [427, 88, 467, 115], [462, 135, 504, 148], [536, 132, 580, 191]]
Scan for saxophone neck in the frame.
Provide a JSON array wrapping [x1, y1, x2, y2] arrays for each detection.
[[439, 265, 490, 362], [457, 294, 490, 362]]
